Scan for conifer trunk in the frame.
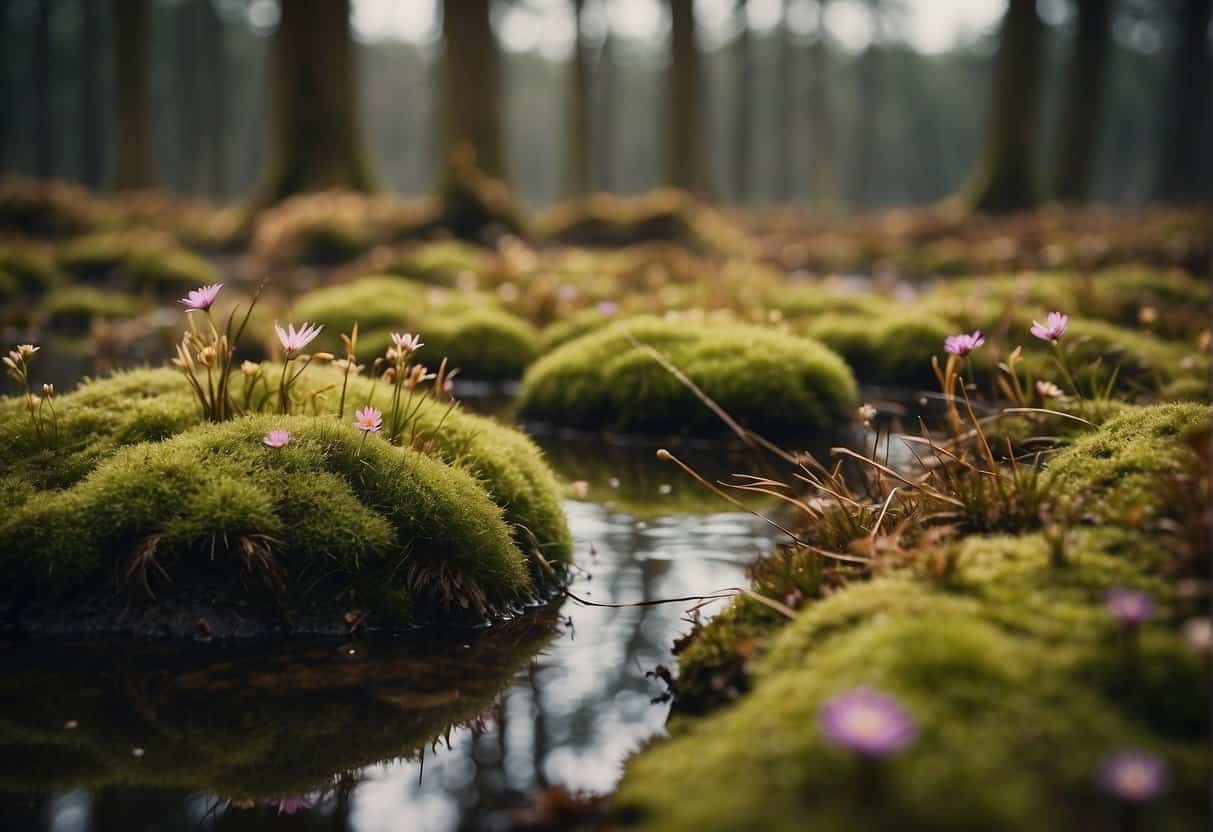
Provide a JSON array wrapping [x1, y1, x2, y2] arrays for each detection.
[[666, 0, 708, 193], [442, 0, 504, 179], [1053, 0, 1111, 202], [112, 0, 158, 190]]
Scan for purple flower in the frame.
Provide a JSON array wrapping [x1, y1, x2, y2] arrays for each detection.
[[819, 687, 917, 758], [274, 321, 324, 357], [1030, 311, 1069, 342], [269, 795, 314, 815], [1105, 588, 1155, 627], [179, 283, 223, 312], [1099, 750, 1167, 803], [944, 330, 985, 357], [596, 300, 620, 317], [390, 332, 424, 354], [262, 429, 290, 449], [354, 406, 382, 433]]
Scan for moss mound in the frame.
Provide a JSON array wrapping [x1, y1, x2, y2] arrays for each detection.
[[615, 530, 1208, 831], [289, 275, 538, 379], [42, 286, 141, 331], [0, 242, 61, 296], [1045, 403, 1210, 524], [56, 230, 219, 295], [0, 414, 532, 624], [803, 312, 954, 387], [519, 316, 858, 435], [0, 178, 100, 237], [1, 365, 572, 628]]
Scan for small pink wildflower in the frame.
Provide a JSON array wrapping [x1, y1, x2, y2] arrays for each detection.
[[354, 406, 383, 433], [820, 687, 917, 758], [1031, 311, 1069, 342], [390, 332, 424, 354], [262, 429, 290, 449], [179, 283, 223, 311], [274, 321, 324, 357], [270, 795, 314, 815], [944, 331, 985, 357], [1105, 588, 1155, 628], [1098, 751, 1167, 803]]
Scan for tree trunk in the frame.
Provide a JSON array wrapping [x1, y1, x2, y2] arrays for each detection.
[[807, 0, 835, 212], [201, 0, 227, 198], [1154, 0, 1212, 202], [595, 7, 614, 192], [774, 0, 795, 202], [565, 0, 592, 196], [966, 0, 1043, 213], [666, 0, 708, 193], [732, 0, 753, 202], [80, 0, 103, 187], [177, 0, 203, 194], [112, 0, 157, 190], [1053, 0, 1111, 202], [442, 0, 504, 179], [33, 0, 52, 179], [251, 0, 373, 210], [852, 0, 882, 209]]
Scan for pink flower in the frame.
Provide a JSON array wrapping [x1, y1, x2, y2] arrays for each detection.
[[179, 283, 223, 312], [262, 429, 290, 449], [819, 687, 917, 758], [1099, 751, 1167, 803], [390, 332, 424, 354], [944, 331, 985, 357], [274, 321, 324, 357], [596, 301, 620, 317], [1030, 311, 1069, 342], [354, 406, 382, 433], [1106, 588, 1155, 627]]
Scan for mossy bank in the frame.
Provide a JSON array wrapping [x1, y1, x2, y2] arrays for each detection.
[[0, 365, 572, 636]]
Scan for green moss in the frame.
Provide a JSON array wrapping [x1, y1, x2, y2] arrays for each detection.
[[361, 239, 493, 287], [539, 307, 620, 351], [41, 286, 141, 331], [518, 316, 859, 435], [802, 312, 954, 386], [0, 414, 535, 621], [356, 307, 539, 380], [57, 230, 219, 294], [0, 242, 61, 295], [1044, 403, 1210, 523], [616, 529, 1208, 831]]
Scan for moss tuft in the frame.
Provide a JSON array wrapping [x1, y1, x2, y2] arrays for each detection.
[[1044, 402, 1210, 523], [0, 415, 534, 622], [518, 316, 859, 435]]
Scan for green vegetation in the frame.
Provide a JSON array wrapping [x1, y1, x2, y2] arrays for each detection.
[[289, 275, 538, 379], [518, 316, 859, 435], [613, 402, 1210, 830], [0, 359, 572, 627], [56, 230, 220, 294], [42, 286, 141, 330]]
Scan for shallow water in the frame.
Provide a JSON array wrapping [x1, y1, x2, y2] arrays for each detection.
[[0, 432, 781, 831]]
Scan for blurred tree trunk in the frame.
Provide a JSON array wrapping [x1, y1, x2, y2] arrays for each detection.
[[595, 7, 614, 191], [565, 0, 592, 196], [33, 0, 52, 179], [732, 0, 753, 202], [807, 0, 835, 213], [666, 0, 708, 193], [112, 0, 157, 190], [201, 0, 227, 198], [442, 0, 504, 179], [853, 0, 881, 209], [0, 0, 8, 173], [774, 0, 795, 202], [177, 0, 203, 194], [1053, 0, 1111, 202], [80, 0, 103, 187], [1154, 0, 1212, 201], [252, 0, 372, 210], [965, 0, 1042, 213]]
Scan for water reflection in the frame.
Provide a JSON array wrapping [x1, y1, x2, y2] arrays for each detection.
[[0, 442, 779, 831]]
